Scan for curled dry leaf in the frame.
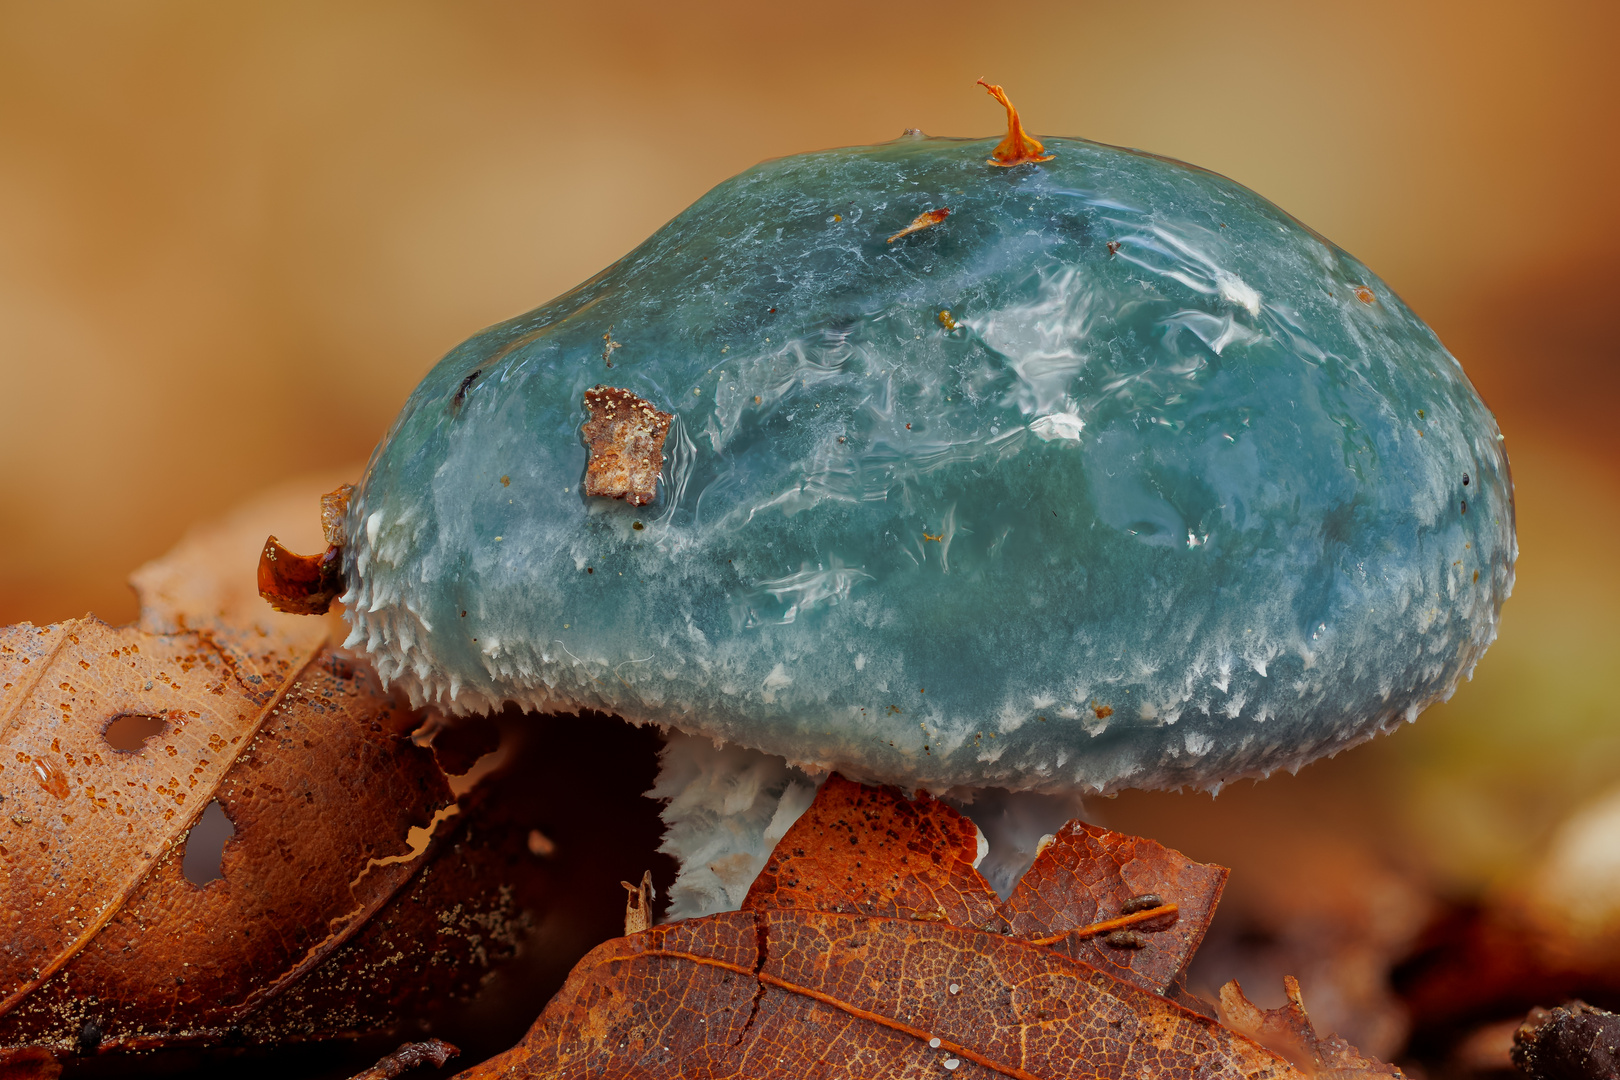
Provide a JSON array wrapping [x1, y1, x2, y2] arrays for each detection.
[[0, 616, 330, 1015], [259, 482, 355, 616], [1220, 976, 1405, 1079], [0, 476, 531, 1067], [258, 536, 345, 616], [453, 775, 1398, 1080], [0, 635, 475, 1054]]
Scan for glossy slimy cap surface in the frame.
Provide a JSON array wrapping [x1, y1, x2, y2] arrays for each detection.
[[343, 130, 1515, 795]]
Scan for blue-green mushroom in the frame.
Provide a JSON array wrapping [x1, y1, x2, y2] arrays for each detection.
[[292, 84, 1516, 913]]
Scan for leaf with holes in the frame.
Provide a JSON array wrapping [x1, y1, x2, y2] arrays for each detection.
[[452, 776, 1403, 1080], [0, 479, 533, 1067]]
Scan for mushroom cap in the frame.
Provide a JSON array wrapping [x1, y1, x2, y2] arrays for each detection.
[[343, 133, 1515, 795]]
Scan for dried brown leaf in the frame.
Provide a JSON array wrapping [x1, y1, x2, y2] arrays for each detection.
[[458, 909, 1307, 1080], [1220, 976, 1405, 1079], [743, 774, 1223, 995], [0, 476, 535, 1067], [1002, 820, 1227, 996], [448, 776, 1402, 1080], [742, 773, 1001, 928], [0, 641, 455, 1054], [0, 616, 324, 1015]]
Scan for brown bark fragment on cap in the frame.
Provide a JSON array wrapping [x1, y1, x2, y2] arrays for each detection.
[[582, 386, 672, 507], [258, 537, 344, 615]]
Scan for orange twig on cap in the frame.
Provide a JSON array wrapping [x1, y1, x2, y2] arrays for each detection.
[[886, 208, 950, 243], [977, 78, 1054, 167]]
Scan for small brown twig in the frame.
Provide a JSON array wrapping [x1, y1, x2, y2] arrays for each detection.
[[1025, 903, 1179, 947], [344, 1038, 460, 1080]]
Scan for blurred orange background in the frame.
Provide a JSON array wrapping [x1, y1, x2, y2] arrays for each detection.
[[1, 0, 1616, 1038]]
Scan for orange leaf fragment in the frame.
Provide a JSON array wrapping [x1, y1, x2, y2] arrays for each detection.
[[257, 536, 344, 616], [886, 207, 950, 243], [622, 869, 655, 935], [978, 77, 1055, 166], [1220, 976, 1405, 1079], [258, 481, 358, 617], [743, 774, 1000, 927], [746, 775, 1223, 997], [1003, 820, 1227, 997]]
